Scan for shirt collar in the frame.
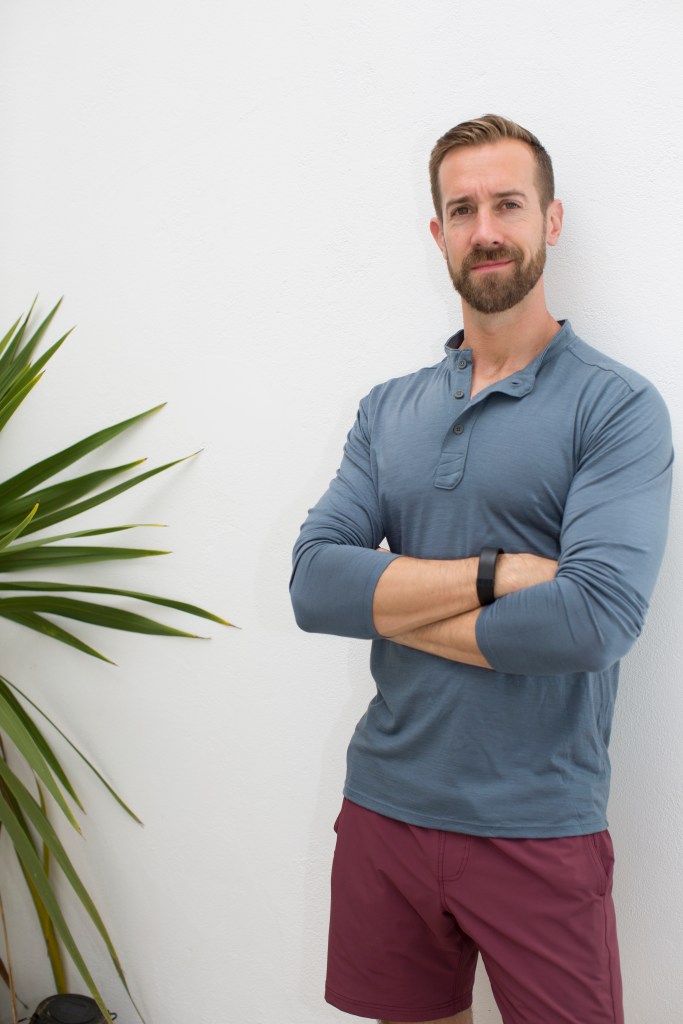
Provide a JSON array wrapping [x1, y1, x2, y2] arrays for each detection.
[[444, 319, 575, 398]]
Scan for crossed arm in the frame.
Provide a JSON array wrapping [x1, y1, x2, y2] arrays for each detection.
[[372, 552, 558, 669], [291, 383, 672, 676]]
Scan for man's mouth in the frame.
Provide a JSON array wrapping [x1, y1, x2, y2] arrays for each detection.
[[470, 260, 514, 272]]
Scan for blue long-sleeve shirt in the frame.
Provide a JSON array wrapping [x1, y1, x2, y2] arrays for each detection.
[[290, 321, 673, 837]]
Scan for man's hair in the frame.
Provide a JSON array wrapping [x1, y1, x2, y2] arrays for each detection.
[[429, 114, 555, 220]]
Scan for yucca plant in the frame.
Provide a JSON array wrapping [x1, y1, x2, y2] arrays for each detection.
[[0, 300, 230, 1024]]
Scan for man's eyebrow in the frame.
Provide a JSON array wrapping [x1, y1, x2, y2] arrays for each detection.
[[445, 190, 528, 208]]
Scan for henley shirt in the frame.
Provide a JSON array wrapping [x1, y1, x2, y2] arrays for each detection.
[[290, 321, 673, 837]]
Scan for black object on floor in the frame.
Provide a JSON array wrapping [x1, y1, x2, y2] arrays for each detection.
[[29, 994, 115, 1024]]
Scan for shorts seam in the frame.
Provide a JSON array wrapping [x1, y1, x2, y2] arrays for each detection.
[[587, 831, 610, 895], [602, 895, 619, 1023], [437, 829, 447, 910], [441, 832, 471, 881]]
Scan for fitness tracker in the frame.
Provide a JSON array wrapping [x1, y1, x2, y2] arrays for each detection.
[[477, 547, 503, 606]]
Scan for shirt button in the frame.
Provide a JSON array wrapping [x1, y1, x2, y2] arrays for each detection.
[[454, 389, 465, 399], [458, 358, 467, 369], [453, 424, 464, 435]]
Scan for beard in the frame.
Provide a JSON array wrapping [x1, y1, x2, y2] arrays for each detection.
[[446, 232, 547, 315]]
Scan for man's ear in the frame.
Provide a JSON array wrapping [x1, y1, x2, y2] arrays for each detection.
[[546, 199, 563, 247], [430, 216, 447, 258]]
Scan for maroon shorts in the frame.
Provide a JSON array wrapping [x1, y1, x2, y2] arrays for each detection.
[[326, 799, 623, 1024]]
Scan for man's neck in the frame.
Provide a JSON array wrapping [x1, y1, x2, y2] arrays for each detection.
[[461, 284, 560, 397]]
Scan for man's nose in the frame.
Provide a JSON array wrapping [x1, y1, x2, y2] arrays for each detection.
[[470, 210, 504, 248]]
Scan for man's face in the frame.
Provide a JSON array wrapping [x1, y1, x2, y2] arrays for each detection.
[[430, 139, 561, 315]]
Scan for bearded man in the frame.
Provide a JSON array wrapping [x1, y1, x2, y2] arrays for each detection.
[[290, 115, 672, 1024]]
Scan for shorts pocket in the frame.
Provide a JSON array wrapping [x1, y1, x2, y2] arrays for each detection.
[[586, 830, 615, 896], [333, 799, 347, 834]]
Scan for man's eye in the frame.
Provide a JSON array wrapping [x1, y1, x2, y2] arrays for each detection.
[[502, 201, 520, 210], [451, 206, 471, 217]]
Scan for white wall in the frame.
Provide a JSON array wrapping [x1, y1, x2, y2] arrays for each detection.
[[0, 2, 681, 1022]]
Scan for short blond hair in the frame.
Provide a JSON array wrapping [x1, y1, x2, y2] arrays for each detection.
[[429, 114, 555, 219]]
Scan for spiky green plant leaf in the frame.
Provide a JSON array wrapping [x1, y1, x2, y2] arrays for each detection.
[[0, 679, 81, 807], [0, 691, 81, 829], [0, 579, 232, 626], [0, 545, 169, 573], [0, 789, 116, 1024], [0, 301, 230, 1022], [0, 504, 39, 553], [1, 609, 114, 661], [0, 403, 165, 506], [0, 758, 143, 1018], [0, 677, 140, 822], [0, 462, 147, 532]]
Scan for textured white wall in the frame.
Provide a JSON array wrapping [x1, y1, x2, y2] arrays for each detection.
[[0, 2, 681, 1022]]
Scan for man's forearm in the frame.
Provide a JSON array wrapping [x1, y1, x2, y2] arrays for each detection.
[[390, 608, 490, 669], [373, 552, 557, 637], [372, 555, 480, 636]]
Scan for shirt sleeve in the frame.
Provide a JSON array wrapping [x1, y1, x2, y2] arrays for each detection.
[[476, 378, 673, 675], [290, 394, 400, 639]]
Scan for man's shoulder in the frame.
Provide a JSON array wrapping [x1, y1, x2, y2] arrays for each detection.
[[563, 330, 661, 398], [556, 327, 671, 445]]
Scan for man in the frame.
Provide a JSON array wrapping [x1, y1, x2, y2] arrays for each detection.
[[290, 115, 672, 1024]]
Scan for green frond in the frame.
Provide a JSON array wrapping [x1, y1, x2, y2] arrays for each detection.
[[0, 300, 224, 1022], [0, 404, 165, 505]]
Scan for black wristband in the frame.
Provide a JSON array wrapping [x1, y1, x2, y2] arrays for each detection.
[[477, 547, 503, 606]]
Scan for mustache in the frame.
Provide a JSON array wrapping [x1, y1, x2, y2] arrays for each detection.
[[462, 247, 522, 271]]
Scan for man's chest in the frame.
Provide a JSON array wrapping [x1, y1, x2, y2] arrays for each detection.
[[371, 386, 581, 557]]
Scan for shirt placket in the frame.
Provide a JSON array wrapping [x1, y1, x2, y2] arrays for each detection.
[[435, 351, 476, 489], [434, 351, 535, 490]]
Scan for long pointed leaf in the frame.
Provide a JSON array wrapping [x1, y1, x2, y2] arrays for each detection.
[[19, 298, 63, 359], [0, 404, 165, 505], [0, 545, 168, 572], [0, 888, 18, 1024], [0, 691, 81, 828], [18, 453, 196, 536], [0, 315, 22, 360], [0, 793, 116, 1024], [0, 329, 70, 413], [0, 762, 140, 1006], [0, 329, 72, 431], [0, 580, 232, 626], [14, 298, 61, 359], [0, 461, 147, 532], [0, 300, 61, 397], [6, 523, 162, 553], [5, 783, 69, 995], [37, 786, 68, 993], [0, 299, 37, 375], [0, 679, 140, 823], [0, 677, 81, 806], [0, 300, 62, 393], [23, 327, 73, 379], [0, 372, 44, 432], [26, 863, 68, 995], [0, 596, 204, 637], [0, 609, 113, 663], [0, 504, 39, 553]]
